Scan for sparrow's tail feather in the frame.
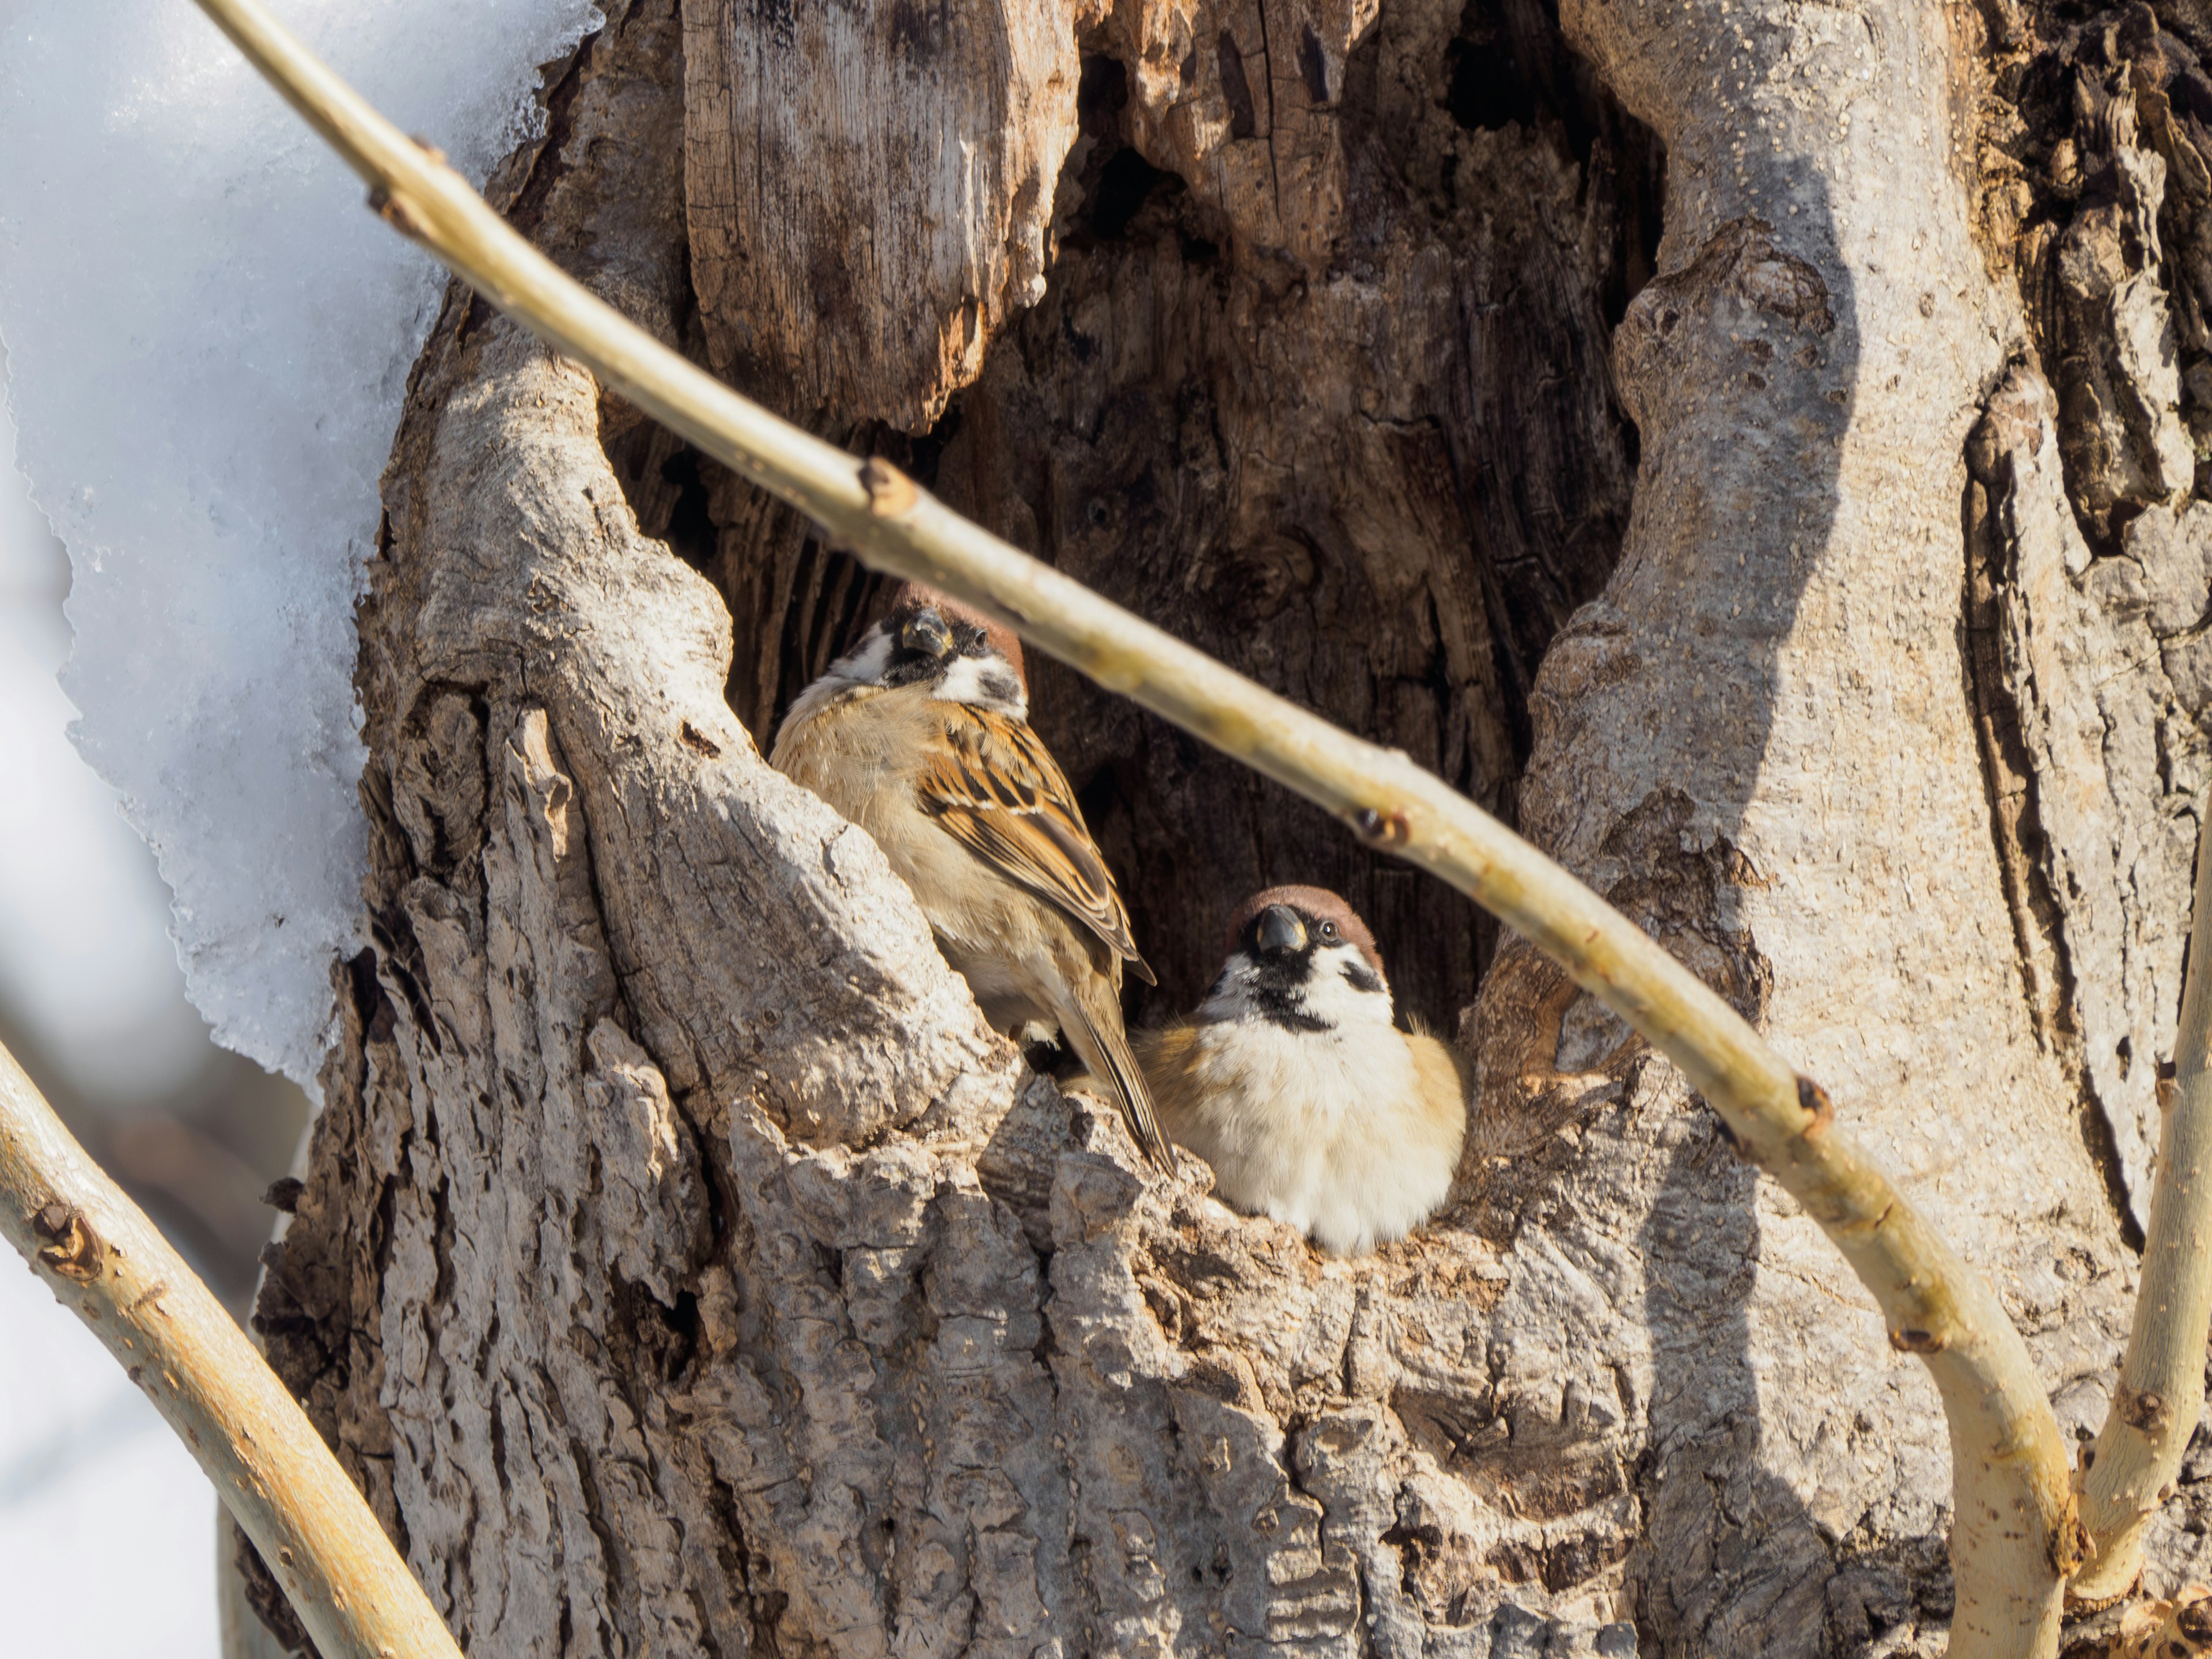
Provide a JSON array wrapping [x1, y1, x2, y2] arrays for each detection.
[[1065, 999, 1176, 1173]]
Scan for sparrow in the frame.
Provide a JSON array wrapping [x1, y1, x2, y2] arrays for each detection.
[[1136, 886, 1467, 1255], [770, 582, 1173, 1169]]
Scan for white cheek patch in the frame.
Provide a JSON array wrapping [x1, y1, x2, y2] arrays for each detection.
[[1196, 946, 1395, 1029], [831, 627, 895, 685], [1300, 944, 1396, 1028], [1198, 953, 1265, 1022], [933, 653, 1028, 717], [783, 626, 893, 728]]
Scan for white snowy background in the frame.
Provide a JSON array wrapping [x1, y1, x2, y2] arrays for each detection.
[[0, 0, 601, 1650], [0, 392, 230, 1659], [0, 0, 601, 1087]]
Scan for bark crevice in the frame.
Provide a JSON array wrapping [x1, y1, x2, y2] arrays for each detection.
[[1970, 1, 2212, 1236]]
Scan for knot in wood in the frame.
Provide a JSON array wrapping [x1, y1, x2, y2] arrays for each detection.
[[365, 184, 429, 241], [1887, 1325, 1946, 1354], [1796, 1074, 1835, 1135], [30, 1199, 103, 1282], [859, 456, 918, 517], [1351, 806, 1410, 849], [2048, 1503, 2090, 1577], [2179, 1591, 2212, 1645], [2119, 1384, 2171, 1434]]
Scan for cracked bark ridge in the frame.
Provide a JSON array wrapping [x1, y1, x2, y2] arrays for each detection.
[[1964, 14, 2212, 1616], [1995, 6, 2212, 541], [1965, 361, 2210, 1235], [1973, 3, 2212, 1232]]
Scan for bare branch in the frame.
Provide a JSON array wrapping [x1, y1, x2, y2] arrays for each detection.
[[2077, 817, 2212, 1601], [0, 1039, 463, 1659], [183, 0, 2079, 1646]]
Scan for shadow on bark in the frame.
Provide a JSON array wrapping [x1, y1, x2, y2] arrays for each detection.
[[1457, 51, 2072, 1635], [1634, 1111, 1949, 1653], [1637, 1116, 1819, 1647]]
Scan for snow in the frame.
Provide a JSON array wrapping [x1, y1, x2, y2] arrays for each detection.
[[0, 387, 301, 1653], [0, 0, 604, 1088], [0, 399, 212, 1104]]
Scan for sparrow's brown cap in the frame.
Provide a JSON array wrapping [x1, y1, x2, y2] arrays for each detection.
[[887, 580, 1027, 687], [1227, 885, 1385, 979]]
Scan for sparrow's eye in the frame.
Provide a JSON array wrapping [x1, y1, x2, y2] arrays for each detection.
[[1317, 920, 1337, 941]]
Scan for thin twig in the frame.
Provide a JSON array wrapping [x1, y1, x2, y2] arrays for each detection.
[[2075, 816, 2212, 1602], [184, 0, 2078, 1647], [0, 1039, 462, 1659]]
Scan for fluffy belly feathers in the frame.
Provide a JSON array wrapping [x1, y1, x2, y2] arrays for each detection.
[[1158, 1020, 1460, 1256]]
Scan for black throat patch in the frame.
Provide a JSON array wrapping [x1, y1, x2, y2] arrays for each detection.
[[1211, 953, 1335, 1033], [1253, 992, 1333, 1034]]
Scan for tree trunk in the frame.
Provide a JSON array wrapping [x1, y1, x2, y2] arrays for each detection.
[[241, 0, 2212, 1655]]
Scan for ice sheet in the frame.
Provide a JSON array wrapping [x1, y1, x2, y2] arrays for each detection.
[[0, 0, 603, 1088], [0, 395, 210, 1104]]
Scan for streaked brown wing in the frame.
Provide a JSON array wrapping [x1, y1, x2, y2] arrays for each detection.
[[917, 704, 1153, 979]]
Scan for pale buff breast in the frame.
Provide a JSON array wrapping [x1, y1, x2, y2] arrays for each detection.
[[1142, 1019, 1467, 1255]]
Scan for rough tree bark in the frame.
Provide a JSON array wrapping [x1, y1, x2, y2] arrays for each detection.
[[239, 0, 2212, 1655]]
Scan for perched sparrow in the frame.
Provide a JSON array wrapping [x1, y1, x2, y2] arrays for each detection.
[[771, 582, 1173, 1169], [1137, 886, 1467, 1255]]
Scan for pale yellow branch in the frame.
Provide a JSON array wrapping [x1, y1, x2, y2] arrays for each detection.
[[182, 0, 2078, 1649], [0, 1040, 462, 1659], [2075, 815, 2212, 1602]]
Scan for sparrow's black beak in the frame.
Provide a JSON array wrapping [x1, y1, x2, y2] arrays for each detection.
[[1255, 904, 1307, 957], [900, 607, 954, 660]]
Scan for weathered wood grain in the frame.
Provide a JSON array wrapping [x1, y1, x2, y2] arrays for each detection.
[[684, 0, 1086, 430]]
